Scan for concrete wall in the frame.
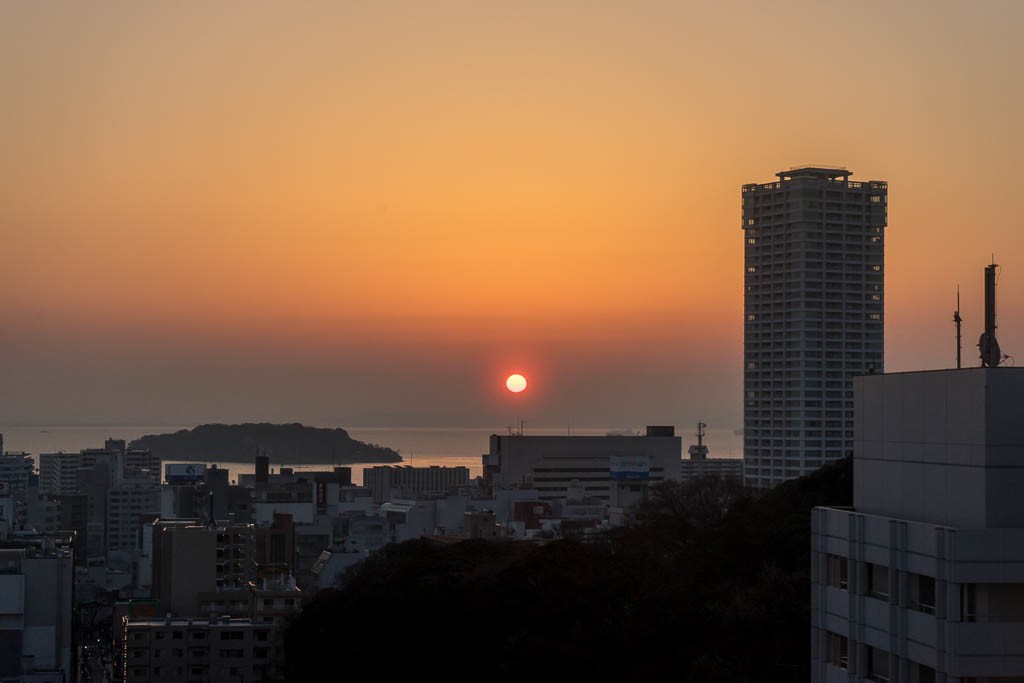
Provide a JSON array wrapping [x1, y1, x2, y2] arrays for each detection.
[[813, 505, 1024, 682], [854, 368, 1024, 528]]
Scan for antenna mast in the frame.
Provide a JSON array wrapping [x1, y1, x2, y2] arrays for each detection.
[[954, 285, 962, 369], [978, 261, 1003, 367]]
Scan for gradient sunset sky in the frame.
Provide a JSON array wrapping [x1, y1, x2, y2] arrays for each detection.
[[2, 1, 1021, 429]]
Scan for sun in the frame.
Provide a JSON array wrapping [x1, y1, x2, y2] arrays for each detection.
[[505, 373, 528, 393]]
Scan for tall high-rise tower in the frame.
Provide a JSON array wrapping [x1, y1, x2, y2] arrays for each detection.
[[742, 166, 887, 488]]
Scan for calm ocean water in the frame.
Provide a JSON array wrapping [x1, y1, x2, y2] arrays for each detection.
[[0, 424, 742, 486]]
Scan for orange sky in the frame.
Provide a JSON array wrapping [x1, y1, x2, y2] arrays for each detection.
[[1, 2, 1022, 429]]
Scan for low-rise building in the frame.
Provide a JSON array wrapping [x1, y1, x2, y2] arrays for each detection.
[[483, 426, 682, 502], [363, 465, 470, 504], [679, 457, 743, 483], [123, 616, 276, 683]]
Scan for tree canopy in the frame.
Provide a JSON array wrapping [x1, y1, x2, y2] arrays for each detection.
[[277, 458, 852, 682]]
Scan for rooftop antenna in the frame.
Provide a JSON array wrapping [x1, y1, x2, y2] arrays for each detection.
[[978, 259, 1003, 367], [687, 421, 709, 461], [954, 285, 963, 369]]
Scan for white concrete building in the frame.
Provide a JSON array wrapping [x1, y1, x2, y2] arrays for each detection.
[[743, 166, 887, 488], [483, 427, 682, 501], [812, 368, 1024, 682]]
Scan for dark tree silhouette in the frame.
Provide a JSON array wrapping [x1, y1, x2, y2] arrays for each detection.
[[273, 458, 852, 682]]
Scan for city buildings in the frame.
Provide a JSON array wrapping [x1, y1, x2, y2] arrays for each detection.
[[812, 368, 1024, 682], [743, 166, 887, 487]]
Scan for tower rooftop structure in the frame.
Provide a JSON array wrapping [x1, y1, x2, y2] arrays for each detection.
[[776, 165, 852, 181]]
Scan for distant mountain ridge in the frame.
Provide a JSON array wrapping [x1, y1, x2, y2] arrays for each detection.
[[129, 423, 403, 465]]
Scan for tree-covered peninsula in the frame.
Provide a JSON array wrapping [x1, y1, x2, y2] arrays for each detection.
[[130, 423, 402, 465]]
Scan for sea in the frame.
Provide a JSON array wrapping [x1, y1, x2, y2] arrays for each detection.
[[0, 424, 743, 486]]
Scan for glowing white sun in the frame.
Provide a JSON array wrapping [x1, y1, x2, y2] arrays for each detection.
[[505, 374, 528, 393]]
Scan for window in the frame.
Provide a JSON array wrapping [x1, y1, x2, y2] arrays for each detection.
[[826, 554, 848, 590], [912, 663, 936, 683], [826, 631, 848, 669], [868, 646, 890, 682], [172, 631, 183, 640], [962, 583, 976, 622], [868, 563, 889, 600], [909, 573, 936, 614]]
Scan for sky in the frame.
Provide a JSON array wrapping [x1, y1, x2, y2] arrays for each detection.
[[1, 1, 1022, 430]]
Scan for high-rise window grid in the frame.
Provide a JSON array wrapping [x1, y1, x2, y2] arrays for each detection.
[[742, 167, 887, 487]]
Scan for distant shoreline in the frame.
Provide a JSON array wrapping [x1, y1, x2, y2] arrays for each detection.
[[129, 423, 403, 466]]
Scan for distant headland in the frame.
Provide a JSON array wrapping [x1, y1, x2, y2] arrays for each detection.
[[129, 423, 403, 465]]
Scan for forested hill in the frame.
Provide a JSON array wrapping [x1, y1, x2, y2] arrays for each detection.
[[277, 457, 852, 682], [130, 423, 402, 465]]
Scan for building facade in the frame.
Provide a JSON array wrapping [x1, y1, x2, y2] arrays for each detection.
[[123, 617, 275, 683], [483, 426, 682, 501], [0, 452, 34, 496], [0, 542, 74, 682], [812, 368, 1024, 682], [743, 166, 887, 487], [679, 457, 743, 483], [362, 465, 471, 504]]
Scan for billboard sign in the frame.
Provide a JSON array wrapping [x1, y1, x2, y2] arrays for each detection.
[[609, 455, 650, 481], [128, 599, 161, 620], [165, 463, 206, 484]]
